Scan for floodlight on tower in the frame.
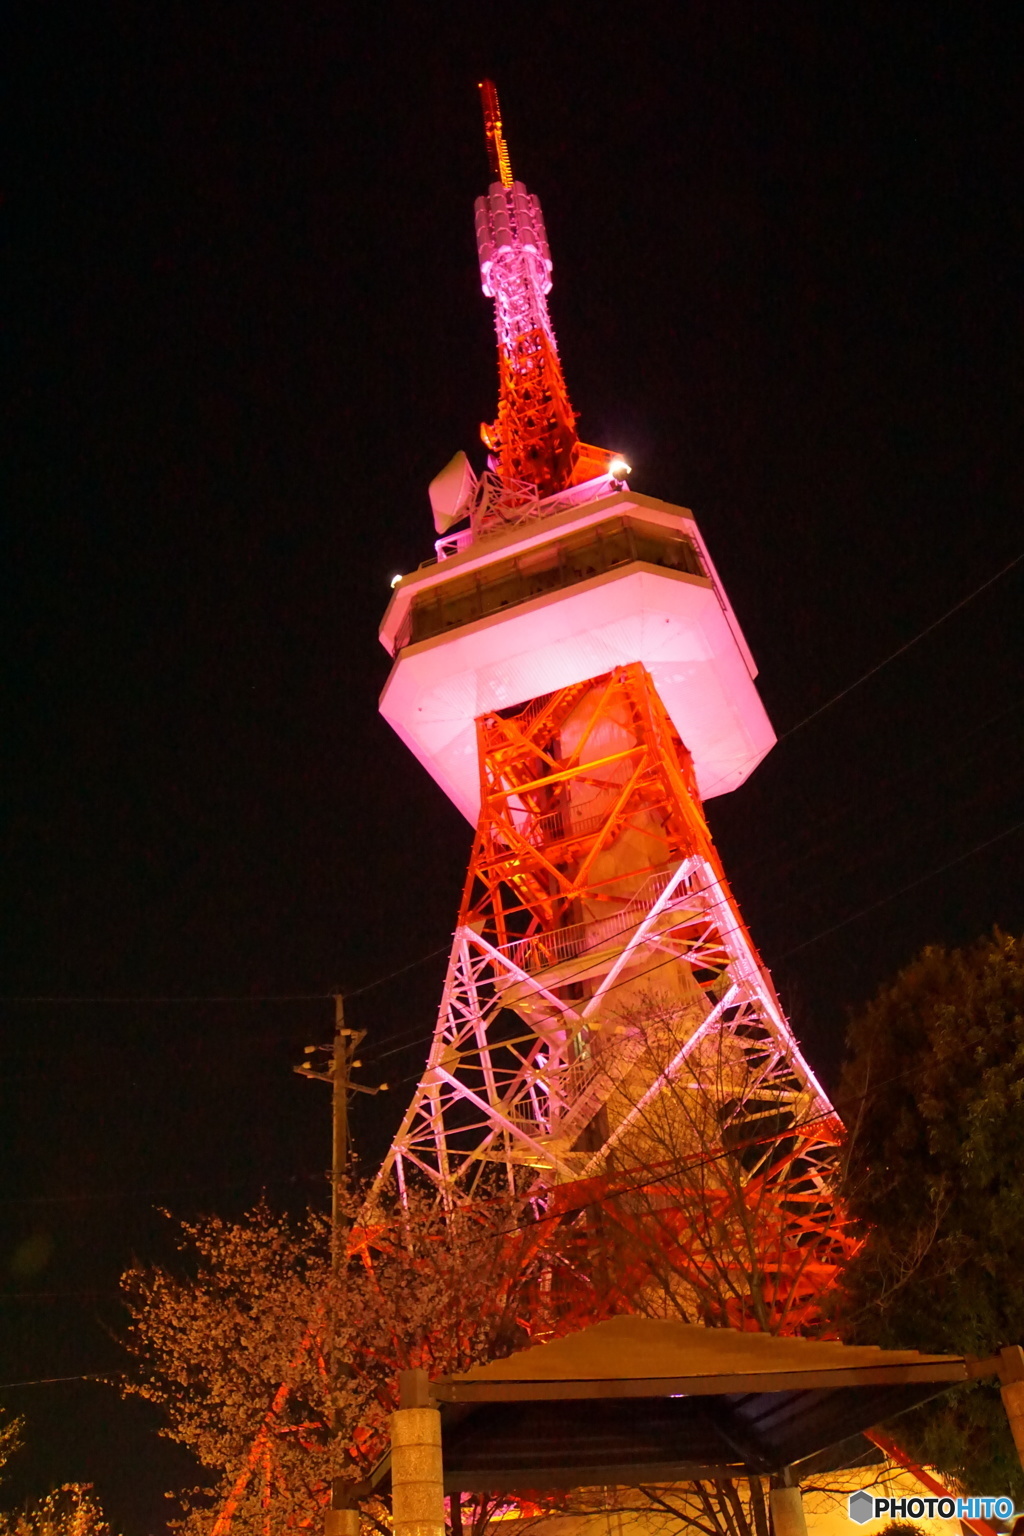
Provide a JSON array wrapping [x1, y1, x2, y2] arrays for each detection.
[[374, 83, 855, 1333]]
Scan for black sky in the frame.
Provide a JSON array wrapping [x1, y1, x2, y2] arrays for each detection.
[[2, 2, 1022, 1532]]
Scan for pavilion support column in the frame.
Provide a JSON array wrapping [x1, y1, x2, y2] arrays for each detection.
[[325, 1513, 360, 1536], [770, 1469, 808, 1536], [391, 1369, 446, 1536], [999, 1347, 1024, 1472]]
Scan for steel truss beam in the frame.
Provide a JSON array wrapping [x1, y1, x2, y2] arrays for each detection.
[[375, 664, 856, 1330]]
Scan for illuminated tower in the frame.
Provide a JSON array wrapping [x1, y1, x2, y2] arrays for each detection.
[[375, 85, 851, 1329]]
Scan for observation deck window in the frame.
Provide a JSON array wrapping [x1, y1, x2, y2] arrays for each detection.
[[398, 518, 705, 650]]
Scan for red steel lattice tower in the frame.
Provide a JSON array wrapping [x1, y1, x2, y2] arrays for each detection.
[[375, 83, 854, 1331], [202, 87, 862, 1530]]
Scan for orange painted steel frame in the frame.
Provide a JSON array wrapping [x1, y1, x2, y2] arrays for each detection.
[[462, 666, 856, 1329], [462, 664, 729, 945], [379, 664, 857, 1338], [483, 326, 580, 499], [211, 85, 866, 1534], [213, 663, 858, 1526]]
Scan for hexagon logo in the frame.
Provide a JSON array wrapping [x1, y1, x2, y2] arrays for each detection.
[[848, 1491, 875, 1525]]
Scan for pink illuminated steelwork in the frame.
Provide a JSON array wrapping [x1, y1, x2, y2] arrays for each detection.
[[474, 81, 617, 498], [372, 659, 854, 1331], [205, 82, 861, 1536], [374, 84, 856, 1336]]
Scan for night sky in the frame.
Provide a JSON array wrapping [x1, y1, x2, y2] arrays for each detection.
[[3, 3, 1022, 1532]]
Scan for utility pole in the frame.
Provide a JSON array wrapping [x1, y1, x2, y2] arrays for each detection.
[[295, 996, 387, 1535], [330, 995, 358, 1271], [294, 994, 387, 1270]]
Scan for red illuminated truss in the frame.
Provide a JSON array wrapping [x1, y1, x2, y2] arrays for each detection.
[[375, 663, 857, 1333], [210, 87, 865, 1536]]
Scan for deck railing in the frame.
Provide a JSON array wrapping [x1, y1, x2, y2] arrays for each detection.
[[499, 866, 682, 975], [396, 517, 706, 651]]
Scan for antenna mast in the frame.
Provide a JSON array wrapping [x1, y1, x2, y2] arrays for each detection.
[[478, 78, 514, 187], [473, 80, 582, 497], [375, 83, 856, 1341]]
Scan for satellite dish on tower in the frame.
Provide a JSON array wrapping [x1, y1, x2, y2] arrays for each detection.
[[429, 451, 477, 534]]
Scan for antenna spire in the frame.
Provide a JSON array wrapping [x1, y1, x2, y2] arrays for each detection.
[[478, 79, 514, 188], [473, 82, 580, 495], [472, 82, 617, 498]]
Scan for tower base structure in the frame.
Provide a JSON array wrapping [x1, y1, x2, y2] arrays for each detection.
[[374, 661, 855, 1333]]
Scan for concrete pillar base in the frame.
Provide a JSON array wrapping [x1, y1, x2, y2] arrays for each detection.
[[325, 1512, 360, 1536], [391, 1404, 445, 1536], [1001, 1378, 1024, 1472], [770, 1484, 808, 1536]]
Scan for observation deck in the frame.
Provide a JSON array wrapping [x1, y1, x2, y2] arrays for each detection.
[[379, 488, 775, 823]]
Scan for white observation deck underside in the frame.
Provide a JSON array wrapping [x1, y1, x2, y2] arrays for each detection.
[[379, 490, 775, 822]]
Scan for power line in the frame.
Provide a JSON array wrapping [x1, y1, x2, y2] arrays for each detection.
[[776, 548, 1024, 745], [343, 945, 450, 999], [8, 780, 1011, 1074], [728, 694, 1024, 891], [328, 707, 1024, 1072], [0, 1171, 327, 1206], [0, 1374, 104, 1390], [0, 946, 451, 1008], [1, 815, 1013, 1221], [0, 992, 330, 1005], [3, 564, 1020, 1056], [373, 810, 1024, 1093], [4, 558, 1021, 1018], [777, 816, 1024, 960], [690, 546, 1024, 804]]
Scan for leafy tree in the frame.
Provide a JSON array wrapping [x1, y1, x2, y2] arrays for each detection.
[[836, 931, 1024, 1498], [0, 1423, 116, 1536], [0, 1416, 23, 1484], [119, 1188, 558, 1536], [0, 1486, 116, 1536], [120, 986, 860, 1536]]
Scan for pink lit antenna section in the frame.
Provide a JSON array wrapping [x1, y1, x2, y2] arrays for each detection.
[[474, 80, 581, 497]]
